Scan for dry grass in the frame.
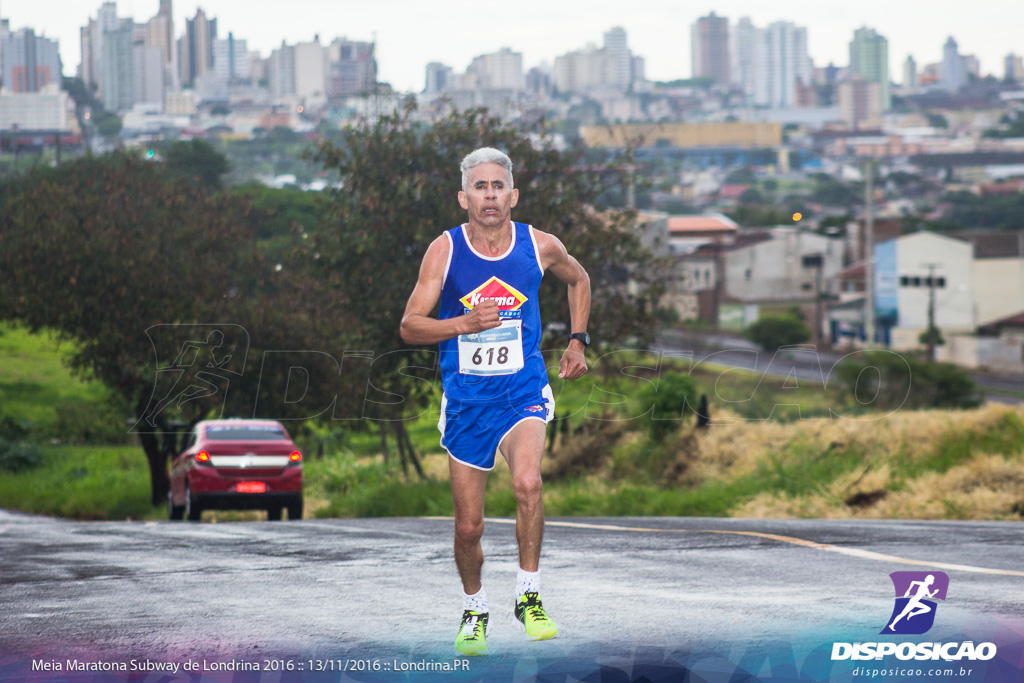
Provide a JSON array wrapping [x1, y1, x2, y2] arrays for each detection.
[[726, 404, 1024, 520]]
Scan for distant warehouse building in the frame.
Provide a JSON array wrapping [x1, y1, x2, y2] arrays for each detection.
[[580, 121, 783, 149]]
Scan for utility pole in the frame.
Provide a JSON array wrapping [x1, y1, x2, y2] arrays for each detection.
[[863, 158, 876, 346], [923, 262, 941, 361]]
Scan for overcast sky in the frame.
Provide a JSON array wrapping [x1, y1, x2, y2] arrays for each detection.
[[4, 0, 1023, 93]]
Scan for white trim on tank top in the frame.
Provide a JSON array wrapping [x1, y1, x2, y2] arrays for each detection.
[[527, 225, 545, 275], [460, 222, 516, 261], [442, 230, 455, 289]]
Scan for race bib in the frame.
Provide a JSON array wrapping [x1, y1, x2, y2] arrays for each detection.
[[457, 319, 525, 376]]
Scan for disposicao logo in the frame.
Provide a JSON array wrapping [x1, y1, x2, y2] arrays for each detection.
[[881, 571, 949, 635], [460, 277, 528, 311], [831, 570, 997, 663]]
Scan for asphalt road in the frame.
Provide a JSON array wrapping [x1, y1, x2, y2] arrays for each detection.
[[1, 510, 1023, 682], [654, 331, 1024, 406]]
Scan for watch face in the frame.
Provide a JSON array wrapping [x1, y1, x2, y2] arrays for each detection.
[[572, 333, 590, 346]]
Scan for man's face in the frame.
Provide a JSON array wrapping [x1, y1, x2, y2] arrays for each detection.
[[458, 162, 519, 229]]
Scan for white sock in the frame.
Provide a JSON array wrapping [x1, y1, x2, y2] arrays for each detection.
[[516, 568, 540, 597], [462, 586, 488, 613]]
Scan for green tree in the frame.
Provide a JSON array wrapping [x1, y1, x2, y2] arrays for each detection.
[[307, 104, 666, 472], [94, 111, 123, 140], [638, 371, 698, 441], [163, 138, 231, 191], [0, 153, 342, 504], [834, 351, 979, 410], [744, 313, 812, 351]]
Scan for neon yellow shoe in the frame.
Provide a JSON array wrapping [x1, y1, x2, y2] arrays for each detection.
[[454, 610, 489, 656], [513, 592, 558, 641]]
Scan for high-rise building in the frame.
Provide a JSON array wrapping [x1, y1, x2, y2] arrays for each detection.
[[293, 36, 327, 103], [1, 27, 62, 93], [962, 55, 980, 80], [467, 47, 524, 91], [268, 41, 295, 99], [1006, 53, 1024, 83], [839, 78, 882, 129], [0, 18, 8, 90], [553, 44, 606, 93], [849, 27, 890, 110], [424, 61, 453, 94], [213, 32, 250, 83], [941, 37, 965, 91], [525, 65, 551, 98], [691, 12, 730, 84], [749, 21, 812, 108], [79, 2, 120, 95], [631, 54, 645, 83], [552, 28, 639, 94], [101, 20, 134, 111], [731, 17, 755, 94], [249, 51, 268, 84], [603, 26, 631, 90], [154, 0, 173, 62], [133, 41, 164, 107], [327, 37, 376, 97], [180, 8, 216, 86], [903, 55, 918, 88]]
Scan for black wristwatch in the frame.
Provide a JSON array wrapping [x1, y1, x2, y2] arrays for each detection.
[[569, 332, 591, 348]]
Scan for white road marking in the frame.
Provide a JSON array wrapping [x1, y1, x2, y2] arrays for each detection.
[[460, 518, 1024, 578]]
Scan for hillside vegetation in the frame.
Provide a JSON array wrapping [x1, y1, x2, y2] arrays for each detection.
[[2, 324, 1021, 522]]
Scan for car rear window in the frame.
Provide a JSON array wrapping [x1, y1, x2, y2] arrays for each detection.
[[206, 425, 288, 441]]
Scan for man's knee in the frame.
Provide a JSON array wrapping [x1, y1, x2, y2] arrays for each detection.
[[513, 472, 543, 503], [455, 516, 485, 545]]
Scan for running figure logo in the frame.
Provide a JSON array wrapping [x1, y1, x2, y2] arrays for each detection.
[[135, 324, 250, 432], [881, 571, 949, 635]]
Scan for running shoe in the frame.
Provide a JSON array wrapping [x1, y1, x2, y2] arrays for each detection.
[[454, 610, 489, 656], [513, 592, 558, 640]]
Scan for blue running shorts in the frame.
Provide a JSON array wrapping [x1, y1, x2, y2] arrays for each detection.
[[438, 384, 555, 471]]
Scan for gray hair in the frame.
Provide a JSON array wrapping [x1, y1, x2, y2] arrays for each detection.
[[460, 147, 514, 191]]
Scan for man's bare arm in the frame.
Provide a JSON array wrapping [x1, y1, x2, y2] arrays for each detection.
[[400, 236, 501, 345], [534, 229, 591, 379]]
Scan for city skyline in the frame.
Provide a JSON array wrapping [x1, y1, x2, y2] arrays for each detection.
[[2, 0, 1023, 93]]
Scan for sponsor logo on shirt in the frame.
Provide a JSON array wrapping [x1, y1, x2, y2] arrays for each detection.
[[460, 276, 528, 312]]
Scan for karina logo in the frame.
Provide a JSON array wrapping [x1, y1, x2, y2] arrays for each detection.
[[881, 571, 949, 635], [460, 276, 528, 311]]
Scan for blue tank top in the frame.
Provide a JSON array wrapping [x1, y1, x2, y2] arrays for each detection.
[[438, 222, 547, 404]]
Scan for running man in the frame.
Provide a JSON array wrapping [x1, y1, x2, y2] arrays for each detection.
[[888, 574, 939, 631], [401, 147, 591, 656]]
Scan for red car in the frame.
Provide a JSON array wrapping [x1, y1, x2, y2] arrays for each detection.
[[169, 419, 303, 522]]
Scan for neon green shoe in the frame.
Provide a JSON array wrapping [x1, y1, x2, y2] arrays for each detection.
[[454, 610, 489, 656], [513, 592, 558, 641]]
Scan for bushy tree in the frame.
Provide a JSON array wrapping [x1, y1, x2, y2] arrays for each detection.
[[744, 313, 812, 351], [0, 153, 341, 503], [638, 371, 698, 441], [834, 350, 980, 411], [162, 138, 231, 191]]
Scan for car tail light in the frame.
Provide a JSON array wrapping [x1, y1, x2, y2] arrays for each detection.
[[289, 451, 302, 463], [195, 450, 211, 463]]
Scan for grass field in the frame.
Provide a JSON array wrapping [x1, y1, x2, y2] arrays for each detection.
[[2, 324, 1022, 522]]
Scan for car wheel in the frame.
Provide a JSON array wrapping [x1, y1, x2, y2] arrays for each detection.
[[267, 505, 282, 521], [287, 495, 303, 521], [168, 490, 185, 521], [185, 485, 203, 522]]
